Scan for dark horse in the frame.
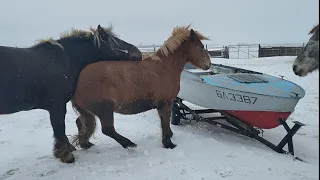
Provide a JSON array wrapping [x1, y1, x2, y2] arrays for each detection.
[[70, 25, 211, 159], [293, 23, 319, 77], [0, 24, 142, 163]]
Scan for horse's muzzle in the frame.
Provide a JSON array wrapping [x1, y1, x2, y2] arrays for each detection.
[[293, 65, 304, 76]]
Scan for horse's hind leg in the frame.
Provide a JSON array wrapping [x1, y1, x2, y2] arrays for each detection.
[[95, 103, 137, 149], [157, 102, 176, 149], [75, 116, 95, 149], [49, 104, 75, 163]]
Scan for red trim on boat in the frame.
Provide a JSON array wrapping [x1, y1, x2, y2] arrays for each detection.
[[224, 110, 292, 129]]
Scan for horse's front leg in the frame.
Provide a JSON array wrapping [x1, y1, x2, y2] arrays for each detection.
[[49, 103, 75, 163], [157, 101, 176, 149], [98, 108, 137, 149]]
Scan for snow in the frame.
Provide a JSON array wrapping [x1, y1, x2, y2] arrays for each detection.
[[0, 56, 318, 180]]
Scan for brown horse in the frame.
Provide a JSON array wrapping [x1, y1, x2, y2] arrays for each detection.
[[70, 25, 211, 153]]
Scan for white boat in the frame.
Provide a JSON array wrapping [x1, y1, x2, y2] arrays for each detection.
[[177, 63, 305, 129]]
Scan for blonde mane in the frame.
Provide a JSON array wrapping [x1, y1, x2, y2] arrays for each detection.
[[309, 24, 319, 35], [32, 24, 117, 48], [60, 24, 118, 39], [32, 37, 64, 49], [148, 24, 209, 61]]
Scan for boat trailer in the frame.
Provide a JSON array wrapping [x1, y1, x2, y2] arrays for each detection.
[[171, 97, 306, 162]]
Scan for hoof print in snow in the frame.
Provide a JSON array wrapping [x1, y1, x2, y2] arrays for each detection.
[[0, 141, 10, 145], [0, 168, 20, 180], [225, 152, 235, 158], [39, 170, 57, 177], [215, 168, 233, 178], [36, 155, 53, 160]]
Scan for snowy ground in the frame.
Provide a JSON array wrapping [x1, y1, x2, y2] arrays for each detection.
[[0, 56, 318, 180]]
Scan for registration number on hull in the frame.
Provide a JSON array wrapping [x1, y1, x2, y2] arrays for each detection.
[[216, 90, 258, 104]]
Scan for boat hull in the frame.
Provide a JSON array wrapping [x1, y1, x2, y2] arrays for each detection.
[[224, 110, 291, 129], [177, 63, 305, 129]]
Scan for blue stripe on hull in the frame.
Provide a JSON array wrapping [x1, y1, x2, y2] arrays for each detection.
[[200, 74, 305, 99]]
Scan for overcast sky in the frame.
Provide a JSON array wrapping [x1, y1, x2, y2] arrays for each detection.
[[0, 0, 318, 47]]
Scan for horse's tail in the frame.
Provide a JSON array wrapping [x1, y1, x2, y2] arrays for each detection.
[[70, 100, 97, 147]]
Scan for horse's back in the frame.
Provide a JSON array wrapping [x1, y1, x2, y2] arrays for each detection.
[[77, 61, 147, 87], [0, 46, 30, 60], [0, 44, 73, 112], [74, 60, 165, 105], [0, 44, 69, 77], [0, 44, 66, 63]]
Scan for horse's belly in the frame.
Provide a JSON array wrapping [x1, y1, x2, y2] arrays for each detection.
[[0, 98, 36, 114], [114, 100, 157, 115], [0, 89, 37, 114]]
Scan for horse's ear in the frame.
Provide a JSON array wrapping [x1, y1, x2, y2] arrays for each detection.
[[96, 24, 118, 47], [190, 29, 197, 41], [97, 24, 107, 37]]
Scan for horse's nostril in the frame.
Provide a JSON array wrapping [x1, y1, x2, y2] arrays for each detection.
[[293, 65, 297, 71], [295, 69, 303, 76]]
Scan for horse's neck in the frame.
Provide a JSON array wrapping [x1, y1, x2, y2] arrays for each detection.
[[57, 38, 98, 75], [157, 49, 188, 78]]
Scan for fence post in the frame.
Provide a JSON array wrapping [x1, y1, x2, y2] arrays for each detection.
[[285, 46, 288, 56]]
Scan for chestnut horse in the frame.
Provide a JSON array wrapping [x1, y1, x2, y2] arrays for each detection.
[[293, 23, 319, 77], [70, 25, 211, 154]]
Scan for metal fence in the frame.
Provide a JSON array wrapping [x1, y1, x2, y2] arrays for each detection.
[[137, 42, 305, 59]]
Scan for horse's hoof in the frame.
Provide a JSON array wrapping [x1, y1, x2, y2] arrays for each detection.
[[80, 142, 95, 149], [122, 140, 137, 149], [163, 140, 177, 149], [53, 146, 76, 163], [61, 153, 75, 163], [126, 142, 138, 149]]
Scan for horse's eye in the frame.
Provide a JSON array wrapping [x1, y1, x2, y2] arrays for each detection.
[[308, 41, 315, 46]]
